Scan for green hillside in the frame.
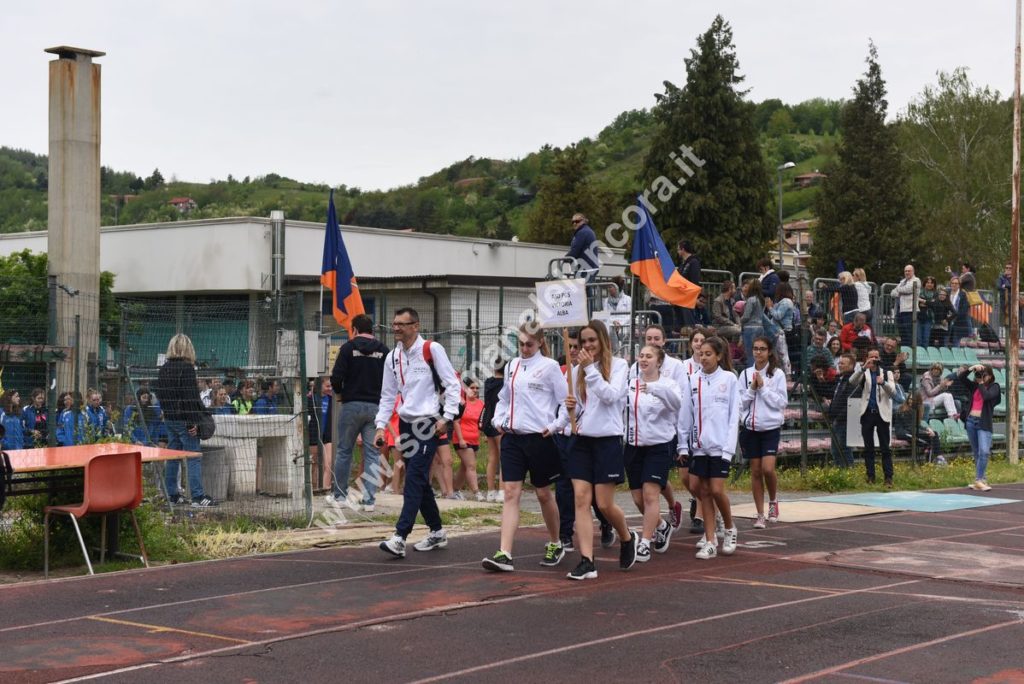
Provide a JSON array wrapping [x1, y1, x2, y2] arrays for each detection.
[[0, 99, 839, 239]]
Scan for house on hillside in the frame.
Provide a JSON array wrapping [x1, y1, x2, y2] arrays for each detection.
[[169, 196, 197, 213], [794, 172, 827, 188]]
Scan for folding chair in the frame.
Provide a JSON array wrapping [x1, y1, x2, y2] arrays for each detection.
[[44, 451, 149, 577]]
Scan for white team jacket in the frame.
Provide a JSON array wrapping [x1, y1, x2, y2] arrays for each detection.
[[686, 366, 740, 460], [625, 375, 682, 447], [491, 354, 567, 435], [554, 357, 628, 437], [737, 364, 788, 432]]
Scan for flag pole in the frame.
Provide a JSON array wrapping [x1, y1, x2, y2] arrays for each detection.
[[1008, 0, 1021, 464], [563, 327, 577, 433]]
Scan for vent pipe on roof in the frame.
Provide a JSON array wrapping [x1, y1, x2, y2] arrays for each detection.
[[270, 210, 285, 322]]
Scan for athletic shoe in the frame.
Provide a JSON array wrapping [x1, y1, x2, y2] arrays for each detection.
[[482, 550, 514, 572], [380, 534, 406, 558], [767, 501, 779, 523], [936, 456, 948, 466], [978, 480, 992, 492], [884, 479, 893, 489], [636, 541, 652, 563], [715, 513, 725, 539], [486, 490, 499, 502], [168, 494, 188, 505], [695, 541, 718, 560], [560, 536, 575, 553], [968, 481, 981, 491], [696, 536, 714, 549], [413, 530, 448, 552], [689, 498, 698, 522], [324, 494, 343, 508], [474, 491, 486, 502], [619, 531, 639, 570], [670, 501, 683, 530], [361, 502, 376, 513], [539, 542, 566, 567], [566, 557, 598, 580], [721, 527, 738, 555], [653, 521, 673, 554], [753, 515, 766, 529], [600, 524, 617, 548], [689, 517, 705, 535], [191, 496, 218, 508]]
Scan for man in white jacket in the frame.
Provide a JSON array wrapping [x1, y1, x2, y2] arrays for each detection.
[[374, 308, 462, 558], [893, 264, 921, 347], [850, 348, 897, 487]]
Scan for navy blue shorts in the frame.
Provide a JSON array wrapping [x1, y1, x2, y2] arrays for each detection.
[[567, 435, 625, 485], [500, 433, 562, 487], [689, 454, 731, 479], [739, 427, 781, 460], [624, 442, 674, 490]]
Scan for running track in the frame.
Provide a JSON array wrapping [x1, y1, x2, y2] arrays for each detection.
[[4, 486, 1024, 683]]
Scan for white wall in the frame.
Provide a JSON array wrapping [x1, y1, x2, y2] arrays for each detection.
[[0, 217, 625, 294]]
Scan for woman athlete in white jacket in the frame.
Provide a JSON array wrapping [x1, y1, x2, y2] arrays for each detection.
[[624, 345, 683, 562], [553, 320, 636, 580], [737, 335, 788, 528], [686, 336, 740, 560]]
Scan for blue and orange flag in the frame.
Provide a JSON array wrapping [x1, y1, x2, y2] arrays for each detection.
[[321, 190, 365, 336], [629, 199, 701, 308]]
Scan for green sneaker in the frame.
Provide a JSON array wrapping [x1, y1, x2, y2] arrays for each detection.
[[481, 550, 514, 572], [538, 542, 565, 567]]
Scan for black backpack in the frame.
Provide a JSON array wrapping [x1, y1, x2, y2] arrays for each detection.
[[978, 323, 1000, 344]]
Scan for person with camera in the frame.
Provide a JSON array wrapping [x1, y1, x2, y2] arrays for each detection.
[[374, 308, 461, 558], [850, 348, 896, 487], [957, 364, 1001, 491]]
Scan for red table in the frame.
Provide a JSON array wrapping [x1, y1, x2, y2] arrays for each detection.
[[4, 444, 199, 473]]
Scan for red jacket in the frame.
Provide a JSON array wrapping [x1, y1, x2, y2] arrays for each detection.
[[839, 322, 875, 351]]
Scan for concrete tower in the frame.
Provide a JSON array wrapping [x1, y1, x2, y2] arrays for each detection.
[[46, 46, 103, 395]]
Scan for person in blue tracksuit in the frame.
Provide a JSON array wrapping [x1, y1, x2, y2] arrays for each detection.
[[56, 391, 85, 447], [0, 390, 26, 450], [21, 388, 48, 447]]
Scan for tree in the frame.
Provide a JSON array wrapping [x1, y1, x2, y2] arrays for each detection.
[[144, 168, 165, 190], [523, 145, 614, 245], [899, 68, 1012, 284], [810, 43, 921, 280], [767, 109, 796, 137], [0, 250, 120, 347], [639, 15, 775, 276]]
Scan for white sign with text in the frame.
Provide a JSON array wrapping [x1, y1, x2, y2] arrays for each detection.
[[535, 279, 589, 328]]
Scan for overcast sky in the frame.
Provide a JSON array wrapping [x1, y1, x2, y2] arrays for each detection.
[[2, 1, 1016, 191]]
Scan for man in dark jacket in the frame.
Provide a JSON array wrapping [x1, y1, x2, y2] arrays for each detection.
[[677, 240, 702, 327], [827, 353, 857, 468], [329, 314, 389, 511], [565, 212, 600, 280]]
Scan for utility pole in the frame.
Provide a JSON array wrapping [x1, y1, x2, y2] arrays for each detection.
[[1009, 0, 1021, 464]]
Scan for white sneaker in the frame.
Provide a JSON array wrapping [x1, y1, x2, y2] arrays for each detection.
[[696, 541, 718, 560], [721, 527, 738, 555], [413, 530, 448, 552], [379, 534, 406, 558], [696, 536, 716, 549], [361, 502, 376, 513], [486, 490, 499, 502], [474, 491, 486, 502], [324, 494, 343, 508], [636, 541, 652, 563], [753, 515, 766, 529], [978, 480, 992, 492]]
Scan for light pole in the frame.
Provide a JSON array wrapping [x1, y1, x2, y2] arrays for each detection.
[[777, 161, 795, 270]]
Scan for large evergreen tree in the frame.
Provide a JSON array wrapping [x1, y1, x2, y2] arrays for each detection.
[[810, 43, 921, 280], [640, 15, 774, 276]]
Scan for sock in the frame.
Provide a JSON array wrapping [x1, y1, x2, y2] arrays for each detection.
[[641, 537, 652, 546]]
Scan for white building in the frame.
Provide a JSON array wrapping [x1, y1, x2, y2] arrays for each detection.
[[0, 216, 627, 374]]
